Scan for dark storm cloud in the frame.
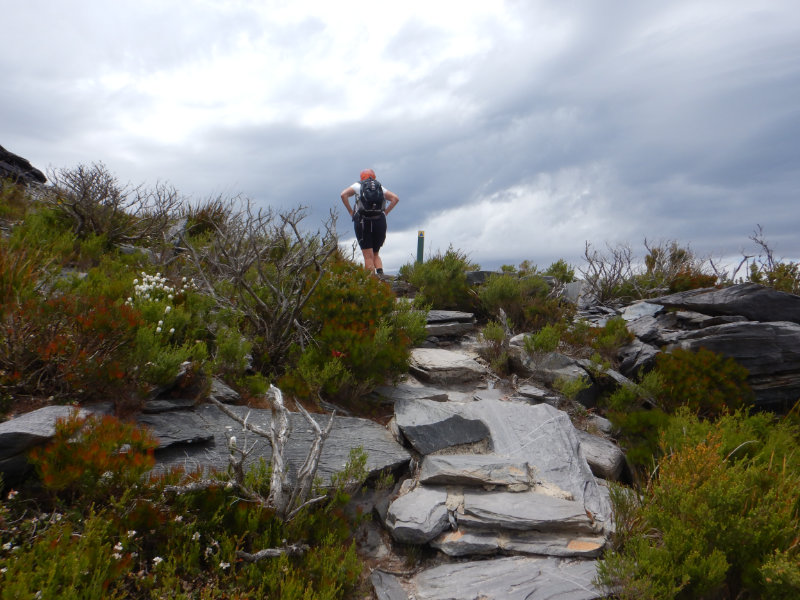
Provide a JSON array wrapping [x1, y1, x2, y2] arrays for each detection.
[[2, 1, 799, 270]]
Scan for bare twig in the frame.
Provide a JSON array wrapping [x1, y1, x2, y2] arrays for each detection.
[[236, 543, 309, 562]]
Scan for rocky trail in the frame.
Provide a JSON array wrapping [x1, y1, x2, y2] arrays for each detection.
[[4, 282, 799, 598]]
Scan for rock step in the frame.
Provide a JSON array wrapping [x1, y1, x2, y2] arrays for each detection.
[[408, 348, 487, 385], [395, 397, 612, 525], [419, 454, 531, 490], [402, 555, 603, 600], [432, 529, 606, 558], [386, 486, 599, 546]]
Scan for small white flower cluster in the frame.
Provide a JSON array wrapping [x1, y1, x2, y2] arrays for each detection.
[[127, 272, 195, 306], [126, 272, 196, 337]]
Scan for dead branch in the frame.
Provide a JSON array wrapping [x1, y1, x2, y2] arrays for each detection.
[[236, 543, 309, 562], [207, 384, 337, 521], [179, 199, 338, 374]]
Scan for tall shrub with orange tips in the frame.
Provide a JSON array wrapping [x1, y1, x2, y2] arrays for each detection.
[[28, 411, 157, 503]]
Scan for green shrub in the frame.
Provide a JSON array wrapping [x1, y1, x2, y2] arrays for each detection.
[[597, 411, 800, 599], [3, 427, 366, 599], [479, 320, 511, 375], [28, 411, 157, 504], [654, 347, 753, 417], [282, 257, 427, 402], [605, 348, 753, 474], [543, 258, 576, 283], [398, 245, 478, 311], [524, 323, 561, 355], [0, 293, 143, 403], [477, 272, 554, 330], [590, 316, 633, 365], [749, 260, 800, 295]]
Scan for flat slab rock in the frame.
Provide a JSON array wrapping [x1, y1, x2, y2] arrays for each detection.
[[409, 555, 602, 600], [455, 488, 599, 534], [385, 486, 450, 544], [394, 398, 491, 455], [426, 310, 475, 323], [408, 348, 487, 385], [395, 398, 611, 525], [149, 403, 410, 486], [652, 282, 800, 324], [432, 528, 606, 558], [419, 454, 531, 489], [370, 382, 450, 404]]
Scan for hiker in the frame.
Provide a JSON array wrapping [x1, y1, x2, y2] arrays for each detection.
[[340, 168, 399, 275]]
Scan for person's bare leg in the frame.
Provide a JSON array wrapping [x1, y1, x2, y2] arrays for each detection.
[[373, 251, 383, 272], [361, 248, 376, 271]]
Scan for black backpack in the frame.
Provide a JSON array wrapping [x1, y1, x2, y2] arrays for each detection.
[[357, 178, 385, 218]]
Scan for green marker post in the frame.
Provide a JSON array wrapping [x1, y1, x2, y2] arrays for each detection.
[[417, 230, 424, 264]]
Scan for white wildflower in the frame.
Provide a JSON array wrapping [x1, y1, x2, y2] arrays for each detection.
[[6, 490, 18, 500], [2, 542, 12, 550], [127, 530, 137, 538], [152, 556, 164, 566], [113, 552, 122, 560], [114, 542, 124, 552], [156, 327, 161, 333], [164, 305, 172, 313], [219, 561, 230, 570], [191, 532, 200, 542], [174, 515, 183, 523]]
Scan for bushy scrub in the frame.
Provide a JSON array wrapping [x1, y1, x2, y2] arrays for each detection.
[[477, 272, 566, 331], [1, 412, 365, 599], [398, 246, 478, 311], [590, 316, 634, 365], [282, 257, 427, 402], [654, 347, 753, 416], [125, 270, 210, 388], [581, 240, 717, 304], [524, 323, 561, 355], [0, 291, 143, 403], [597, 410, 800, 599], [479, 320, 511, 375], [543, 258, 576, 283], [604, 348, 754, 473]]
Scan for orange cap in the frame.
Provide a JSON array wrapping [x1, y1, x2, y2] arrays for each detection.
[[359, 168, 376, 181]]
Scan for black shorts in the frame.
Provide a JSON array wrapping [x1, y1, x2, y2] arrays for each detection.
[[354, 214, 387, 252]]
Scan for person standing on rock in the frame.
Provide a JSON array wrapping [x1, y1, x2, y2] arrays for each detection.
[[340, 168, 399, 275]]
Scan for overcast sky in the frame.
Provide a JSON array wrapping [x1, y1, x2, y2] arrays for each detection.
[[3, 0, 799, 273]]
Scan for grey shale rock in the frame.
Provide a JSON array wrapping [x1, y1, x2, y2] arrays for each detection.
[[150, 404, 411, 485], [371, 570, 409, 600], [432, 529, 606, 558], [137, 411, 214, 447], [370, 382, 449, 404], [408, 347, 487, 385], [576, 430, 626, 481], [419, 454, 531, 489], [394, 398, 491, 455], [425, 321, 476, 337], [456, 489, 599, 533], [426, 310, 475, 323], [208, 378, 241, 404], [0, 406, 94, 479], [462, 399, 611, 525], [617, 338, 660, 379], [620, 301, 664, 321], [385, 486, 450, 544], [410, 555, 602, 600], [653, 282, 800, 325], [673, 320, 800, 409]]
